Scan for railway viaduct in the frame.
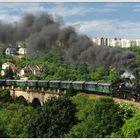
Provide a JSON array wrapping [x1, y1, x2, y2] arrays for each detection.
[[4, 86, 65, 107]]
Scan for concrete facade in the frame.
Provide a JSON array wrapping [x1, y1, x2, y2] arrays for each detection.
[[92, 37, 131, 48]]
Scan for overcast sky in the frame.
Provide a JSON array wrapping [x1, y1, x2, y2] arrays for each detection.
[[0, 2, 140, 39]]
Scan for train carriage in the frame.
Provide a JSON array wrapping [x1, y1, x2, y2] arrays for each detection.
[[72, 81, 85, 91], [0, 79, 6, 86], [26, 80, 38, 87], [16, 80, 27, 87], [6, 80, 16, 86], [97, 82, 112, 94], [49, 80, 61, 88], [38, 80, 49, 88], [60, 81, 73, 89], [84, 82, 98, 92]]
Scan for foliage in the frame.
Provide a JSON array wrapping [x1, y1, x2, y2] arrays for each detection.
[[13, 96, 28, 105], [65, 84, 76, 97], [27, 96, 78, 138], [117, 102, 138, 121], [66, 96, 123, 138], [70, 93, 95, 121], [0, 102, 35, 138], [110, 102, 138, 138], [0, 90, 11, 102], [121, 112, 140, 138], [0, 52, 124, 82]]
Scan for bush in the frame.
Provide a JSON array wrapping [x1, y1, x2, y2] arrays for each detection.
[[121, 112, 140, 138], [27, 96, 78, 138], [65, 85, 76, 97], [66, 97, 123, 138], [0, 102, 34, 138], [117, 102, 138, 122], [0, 90, 11, 102]]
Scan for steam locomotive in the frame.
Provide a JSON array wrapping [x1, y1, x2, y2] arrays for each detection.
[[0, 79, 139, 102]]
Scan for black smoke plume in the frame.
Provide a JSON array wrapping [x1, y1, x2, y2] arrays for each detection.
[[0, 12, 138, 74]]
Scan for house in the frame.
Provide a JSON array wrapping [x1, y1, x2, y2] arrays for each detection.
[[19, 65, 44, 77], [18, 48, 27, 55], [1, 61, 16, 77], [5, 48, 18, 55], [2, 61, 16, 71]]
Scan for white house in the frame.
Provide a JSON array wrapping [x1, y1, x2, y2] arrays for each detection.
[[2, 61, 16, 71], [5, 48, 18, 55], [1, 61, 16, 76], [18, 48, 27, 55]]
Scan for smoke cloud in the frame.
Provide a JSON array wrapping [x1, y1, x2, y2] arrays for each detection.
[[0, 12, 138, 74]]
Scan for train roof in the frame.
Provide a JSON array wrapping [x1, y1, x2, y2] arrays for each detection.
[[27, 80, 38, 82], [72, 81, 85, 84], [38, 80, 49, 82], [6, 79, 16, 81], [16, 80, 27, 82], [97, 82, 112, 86], [61, 81, 73, 83], [49, 80, 61, 83], [85, 82, 98, 85], [0, 79, 6, 81]]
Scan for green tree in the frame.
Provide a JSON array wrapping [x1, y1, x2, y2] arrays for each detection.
[[117, 102, 138, 122], [121, 112, 140, 138], [65, 84, 76, 97], [27, 96, 78, 138], [0, 102, 34, 138], [13, 96, 28, 105], [0, 90, 11, 102], [67, 97, 123, 138]]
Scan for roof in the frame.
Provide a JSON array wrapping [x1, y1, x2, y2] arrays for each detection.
[[2, 61, 15, 66], [97, 82, 112, 86], [61, 81, 73, 83], [38, 80, 49, 82], [6, 47, 18, 50], [49, 80, 61, 83], [6, 80, 16, 82], [72, 81, 85, 84], [27, 80, 38, 82], [22, 65, 43, 72], [16, 80, 27, 82], [85, 82, 98, 85]]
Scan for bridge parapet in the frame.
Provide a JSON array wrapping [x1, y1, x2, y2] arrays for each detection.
[[9, 87, 65, 106]]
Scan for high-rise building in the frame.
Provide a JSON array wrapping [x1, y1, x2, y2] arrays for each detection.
[[92, 37, 131, 48]]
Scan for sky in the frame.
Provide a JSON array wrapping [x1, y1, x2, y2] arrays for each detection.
[[0, 2, 140, 39]]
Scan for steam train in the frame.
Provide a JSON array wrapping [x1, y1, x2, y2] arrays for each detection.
[[0, 79, 140, 101]]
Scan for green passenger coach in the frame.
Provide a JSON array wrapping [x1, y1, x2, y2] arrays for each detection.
[[60, 81, 73, 89], [49, 81, 60, 88], [72, 81, 85, 90], [6, 80, 16, 86], [26, 80, 38, 87], [97, 83, 112, 94], [16, 80, 27, 87], [84, 82, 98, 92], [38, 80, 49, 88]]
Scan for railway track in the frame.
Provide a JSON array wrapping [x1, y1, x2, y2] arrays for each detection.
[[84, 93, 140, 109]]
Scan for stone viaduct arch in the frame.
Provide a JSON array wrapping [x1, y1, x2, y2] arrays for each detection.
[[10, 89, 60, 106], [31, 98, 41, 108]]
